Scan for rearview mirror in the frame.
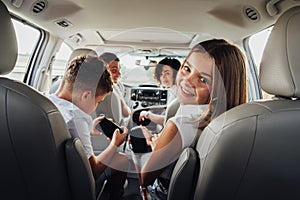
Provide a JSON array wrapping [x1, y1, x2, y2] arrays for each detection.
[[135, 59, 157, 70]]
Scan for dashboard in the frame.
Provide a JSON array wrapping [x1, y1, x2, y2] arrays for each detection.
[[123, 84, 169, 127], [130, 87, 168, 109]]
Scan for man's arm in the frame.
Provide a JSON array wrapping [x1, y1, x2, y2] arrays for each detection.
[[120, 98, 131, 117], [115, 82, 131, 118]]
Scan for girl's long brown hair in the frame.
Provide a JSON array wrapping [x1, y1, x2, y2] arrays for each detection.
[[183, 39, 247, 129]]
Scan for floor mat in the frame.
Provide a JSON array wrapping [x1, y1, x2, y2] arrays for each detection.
[[122, 176, 142, 199]]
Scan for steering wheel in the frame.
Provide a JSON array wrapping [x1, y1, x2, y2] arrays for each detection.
[[132, 110, 151, 126]]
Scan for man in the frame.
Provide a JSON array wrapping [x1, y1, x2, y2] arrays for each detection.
[[99, 52, 131, 119]]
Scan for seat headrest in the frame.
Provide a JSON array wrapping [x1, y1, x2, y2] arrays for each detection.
[[260, 6, 300, 99], [0, 1, 18, 75], [67, 48, 97, 62]]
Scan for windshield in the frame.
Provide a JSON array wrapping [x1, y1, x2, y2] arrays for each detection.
[[119, 54, 185, 86]]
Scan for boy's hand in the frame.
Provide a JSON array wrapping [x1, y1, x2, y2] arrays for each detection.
[[111, 126, 128, 147], [91, 115, 105, 136]]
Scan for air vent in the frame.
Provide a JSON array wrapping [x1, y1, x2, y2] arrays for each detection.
[[244, 6, 260, 22], [55, 19, 73, 28], [31, 0, 47, 15], [69, 33, 83, 44]]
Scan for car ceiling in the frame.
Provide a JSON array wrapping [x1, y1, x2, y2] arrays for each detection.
[[3, 0, 300, 53]]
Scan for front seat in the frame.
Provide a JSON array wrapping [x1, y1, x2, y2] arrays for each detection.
[[189, 6, 300, 200], [0, 2, 95, 200], [50, 48, 97, 94], [94, 89, 123, 125]]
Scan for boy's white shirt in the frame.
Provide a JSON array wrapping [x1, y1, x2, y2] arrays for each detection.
[[45, 93, 94, 158]]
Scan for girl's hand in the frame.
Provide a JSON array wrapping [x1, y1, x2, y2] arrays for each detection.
[[148, 133, 159, 150], [140, 125, 159, 149], [91, 115, 105, 136], [111, 126, 128, 147]]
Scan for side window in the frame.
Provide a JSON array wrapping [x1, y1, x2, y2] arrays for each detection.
[[50, 42, 71, 91], [2, 19, 40, 81], [248, 27, 272, 99], [51, 42, 72, 81]]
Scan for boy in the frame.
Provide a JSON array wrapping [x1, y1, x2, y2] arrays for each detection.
[[45, 55, 128, 199]]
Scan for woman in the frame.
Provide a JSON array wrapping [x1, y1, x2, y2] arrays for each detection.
[[154, 57, 180, 86], [139, 57, 181, 126], [140, 39, 247, 199]]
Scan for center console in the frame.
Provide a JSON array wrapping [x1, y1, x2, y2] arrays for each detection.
[[130, 87, 168, 109], [123, 85, 169, 127]]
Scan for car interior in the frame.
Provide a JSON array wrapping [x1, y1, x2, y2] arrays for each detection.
[[1, 0, 300, 199]]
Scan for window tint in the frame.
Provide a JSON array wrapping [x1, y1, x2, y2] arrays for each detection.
[[1, 19, 40, 81]]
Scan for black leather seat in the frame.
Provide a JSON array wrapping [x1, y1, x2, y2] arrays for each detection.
[[168, 6, 300, 200], [0, 2, 95, 200]]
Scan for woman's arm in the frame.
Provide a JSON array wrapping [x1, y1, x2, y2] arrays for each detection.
[[139, 111, 165, 125], [141, 120, 182, 186]]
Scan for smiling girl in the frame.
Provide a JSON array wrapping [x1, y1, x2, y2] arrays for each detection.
[[140, 39, 247, 199]]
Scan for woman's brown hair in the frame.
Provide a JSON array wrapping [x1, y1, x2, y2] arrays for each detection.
[[154, 57, 181, 86]]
